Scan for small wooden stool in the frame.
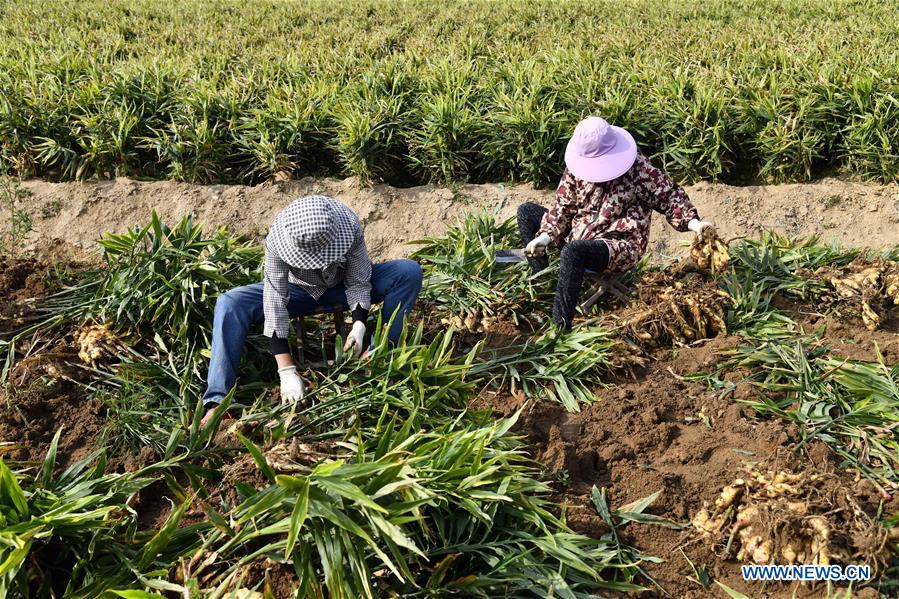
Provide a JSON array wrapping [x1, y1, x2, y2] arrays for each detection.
[[579, 271, 630, 312], [293, 309, 346, 365]]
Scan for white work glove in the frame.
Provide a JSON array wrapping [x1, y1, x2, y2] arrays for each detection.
[[525, 232, 552, 257], [687, 219, 714, 236], [343, 321, 367, 358], [278, 365, 306, 405]]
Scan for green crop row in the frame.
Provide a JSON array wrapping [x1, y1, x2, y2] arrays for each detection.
[[1, 0, 898, 186]]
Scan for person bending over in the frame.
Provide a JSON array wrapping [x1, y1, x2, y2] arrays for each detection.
[[518, 116, 714, 329], [200, 195, 423, 425]]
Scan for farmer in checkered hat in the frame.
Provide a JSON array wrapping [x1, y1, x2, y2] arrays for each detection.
[[200, 195, 423, 424], [518, 116, 714, 329]]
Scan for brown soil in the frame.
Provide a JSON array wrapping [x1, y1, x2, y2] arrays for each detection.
[[215, 437, 347, 512], [217, 451, 274, 511], [240, 558, 299, 598], [0, 376, 105, 468], [0, 256, 53, 330], [797, 314, 899, 364], [135, 479, 178, 530], [132, 470, 209, 532], [0, 256, 51, 300], [473, 335, 891, 598], [766, 274, 899, 363], [8, 176, 899, 262], [0, 257, 107, 469], [461, 318, 532, 352]]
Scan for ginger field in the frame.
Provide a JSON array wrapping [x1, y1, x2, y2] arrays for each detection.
[[1, 0, 898, 186], [1, 0, 899, 597], [0, 210, 898, 597]]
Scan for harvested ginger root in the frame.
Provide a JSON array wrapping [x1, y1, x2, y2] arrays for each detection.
[[691, 466, 889, 568], [822, 260, 899, 331], [74, 324, 120, 366], [690, 226, 730, 273]]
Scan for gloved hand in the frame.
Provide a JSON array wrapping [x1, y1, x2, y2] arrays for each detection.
[[525, 232, 552, 257], [343, 320, 367, 358], [278, 365, 306, 405], [688, 219, 714, 236]]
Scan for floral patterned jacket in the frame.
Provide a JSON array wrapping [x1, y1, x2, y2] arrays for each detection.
[[538, 153, 700, 272]]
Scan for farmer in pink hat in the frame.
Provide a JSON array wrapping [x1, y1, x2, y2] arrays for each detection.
[[518, 116, 714, 329]]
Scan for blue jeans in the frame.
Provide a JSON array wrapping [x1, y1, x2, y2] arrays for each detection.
[[202, 259, 423, 406]]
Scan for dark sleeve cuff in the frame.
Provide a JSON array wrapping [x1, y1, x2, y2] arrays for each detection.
[[352, 306, 369, 324], [269, 331, 290, 355]]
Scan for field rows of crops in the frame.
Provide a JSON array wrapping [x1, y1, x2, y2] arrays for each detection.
[[2, 0, 898, 186]]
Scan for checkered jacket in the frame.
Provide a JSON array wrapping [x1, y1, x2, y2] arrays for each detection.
[[262, 220, 372, 339]]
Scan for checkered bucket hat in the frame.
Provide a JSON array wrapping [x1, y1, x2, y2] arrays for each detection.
[[268, 196, 358, 269]]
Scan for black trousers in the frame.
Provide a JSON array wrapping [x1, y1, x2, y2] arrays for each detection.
[[517, 202, 610, 329]]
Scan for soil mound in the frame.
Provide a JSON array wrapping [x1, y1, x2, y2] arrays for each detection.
[[8, 177, 899, 263], [0, 257, 49, 299]]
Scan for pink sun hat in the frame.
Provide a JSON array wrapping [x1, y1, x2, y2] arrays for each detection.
[[564, 116, 637, 183]]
